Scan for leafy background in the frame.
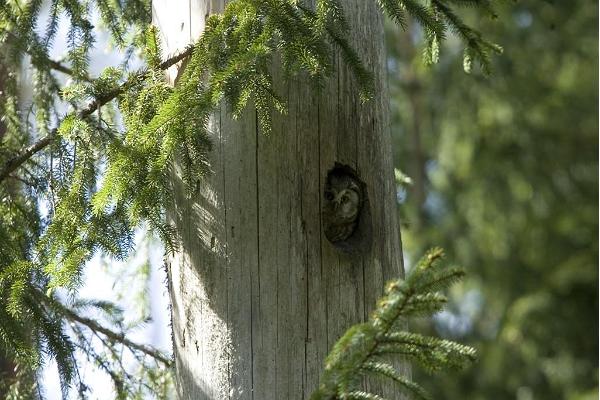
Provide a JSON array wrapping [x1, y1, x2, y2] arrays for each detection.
[[387, 1, 598, 399]]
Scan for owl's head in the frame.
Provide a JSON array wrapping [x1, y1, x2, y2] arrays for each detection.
[[322, 164, 370, 250], [324, 173, 362, 220], [322, 164, 369, 248]]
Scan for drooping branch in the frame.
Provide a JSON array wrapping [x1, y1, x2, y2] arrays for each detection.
[[0, 27, 91, 81], [0, 45, 195, 184], [63, 305, 173, 367], [0, 135, 55, 183], [38, 291, 173, 367]]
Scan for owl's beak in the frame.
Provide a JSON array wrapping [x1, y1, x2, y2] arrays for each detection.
[[332, 194, 342, 207]]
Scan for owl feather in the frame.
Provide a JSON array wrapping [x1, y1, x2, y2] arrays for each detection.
[[322, 172, 363, 243]]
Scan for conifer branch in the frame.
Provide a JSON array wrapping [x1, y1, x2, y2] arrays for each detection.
[[310, 249, 475, 400], [38, 291, 173, 367], [47, 59, 91, 81], [1, 27, 89, 81], [0, 46, 195, 185]]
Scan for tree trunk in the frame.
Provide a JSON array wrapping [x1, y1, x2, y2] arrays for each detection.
[[153, 1, 407, 398]]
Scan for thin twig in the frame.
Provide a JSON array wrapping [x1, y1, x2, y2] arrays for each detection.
[[72, 325, 128, 396], [47, 59, 92, 82]]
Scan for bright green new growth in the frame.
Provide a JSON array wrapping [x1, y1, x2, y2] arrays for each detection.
[[311, 248, 476, 400], [1, 0, 497, 397]]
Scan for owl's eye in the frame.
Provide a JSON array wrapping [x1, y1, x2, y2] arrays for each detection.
[[340, 195, 348, 204], [325, 191, 334, 201]]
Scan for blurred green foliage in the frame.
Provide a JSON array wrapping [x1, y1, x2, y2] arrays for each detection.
[[387, 1, 598, 399]]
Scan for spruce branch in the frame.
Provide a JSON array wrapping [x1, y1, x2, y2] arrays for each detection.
[[36, 290, 172, 367], [310, 248, 476, 400], [47, 58, 92, 82], [0, 46, 194, 185], [0, 27, 90, 81]]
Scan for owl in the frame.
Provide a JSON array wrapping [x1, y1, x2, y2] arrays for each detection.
[[322, 171, 364, 243]]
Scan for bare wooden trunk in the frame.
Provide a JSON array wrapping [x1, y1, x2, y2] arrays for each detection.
[[153, 1, 407, 398]]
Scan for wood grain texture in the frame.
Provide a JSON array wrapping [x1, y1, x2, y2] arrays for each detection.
[[154, 1, 408, 398]]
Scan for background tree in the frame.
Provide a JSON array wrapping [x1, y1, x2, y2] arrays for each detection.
[[388, 1, 598, 399]]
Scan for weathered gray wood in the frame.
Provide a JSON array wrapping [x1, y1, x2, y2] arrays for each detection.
[[154, 1, 408, 398]]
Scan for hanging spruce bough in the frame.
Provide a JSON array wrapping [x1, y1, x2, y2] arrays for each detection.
[[310, 248, 476, 400], [1, 0, 497, 397]]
